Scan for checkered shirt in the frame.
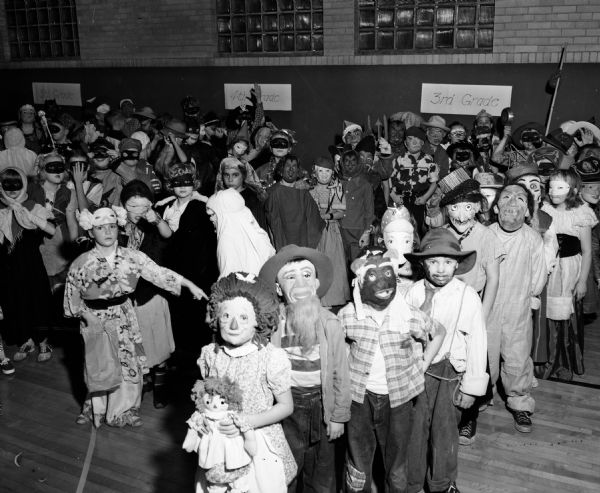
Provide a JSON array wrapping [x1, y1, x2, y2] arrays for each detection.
[[339, 294, 442, 408]]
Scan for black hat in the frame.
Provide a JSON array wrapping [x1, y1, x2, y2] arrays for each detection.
[[573, 157, 600, 183], [544, 128, 574, 154], [405, 126, 426, 141], [355, 135, 376, 155]]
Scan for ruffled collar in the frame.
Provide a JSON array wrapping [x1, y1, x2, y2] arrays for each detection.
[[222, 342, 259, 358]]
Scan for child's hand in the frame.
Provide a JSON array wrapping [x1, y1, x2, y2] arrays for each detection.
[[414, 196, 427, 205], [218, 416, 241, 437], [327, 421, 344, 441], [456, 392, 476, 409], [575, 280, 587, 301]]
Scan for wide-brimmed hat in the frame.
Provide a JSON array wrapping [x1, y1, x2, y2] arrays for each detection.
[[161, 121, 187, 138], [133, 106, 156, 120], [258, 244, 333, 298], [543, 128, 574, 154], [438, 168, 481, 208], [405, 229, 476, 275], [422, 115, 450, 132], [564, 120, 600, 142], [573, 157, 600, 183], [505, 162, 539, 182]]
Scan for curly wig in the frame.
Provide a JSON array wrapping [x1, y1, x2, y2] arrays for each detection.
[[208, 272, 280, 348], [191, 377, 244, 412]]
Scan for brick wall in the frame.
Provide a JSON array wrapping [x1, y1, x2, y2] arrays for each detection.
[[0, 0, 598, 68]]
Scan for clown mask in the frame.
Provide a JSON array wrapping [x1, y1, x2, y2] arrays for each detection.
[[356, 255, 397, 310], [581, 183, 600, 205], [494, 185, 529, 232], [217, 296, 257, 348], [446, 201, 479, 234], [548, 179, 571, 206], [517, 174, 542, 204]]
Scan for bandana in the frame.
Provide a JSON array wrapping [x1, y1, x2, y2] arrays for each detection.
[[77, 206, 127, 230]]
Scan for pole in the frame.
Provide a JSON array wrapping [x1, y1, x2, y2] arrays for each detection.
[[545, 45, 567, 134]]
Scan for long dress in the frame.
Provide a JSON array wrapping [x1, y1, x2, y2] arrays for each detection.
[[309, 182, 351, 306], [64, 246, 184, 426], [540, 203, 598, 380], [198, 343, 297, 490]]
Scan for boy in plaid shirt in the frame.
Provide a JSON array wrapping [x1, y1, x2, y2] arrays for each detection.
[[339, 248, 445, 493]]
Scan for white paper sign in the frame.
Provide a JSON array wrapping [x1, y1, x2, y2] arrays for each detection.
[[420, 83, 512, 116], [224, 84, 292, 111], [32, 82, 82, 106]]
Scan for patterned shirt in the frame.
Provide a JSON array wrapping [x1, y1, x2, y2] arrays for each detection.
[[339, 294, 443, 407], [389, 150, 437, 200]]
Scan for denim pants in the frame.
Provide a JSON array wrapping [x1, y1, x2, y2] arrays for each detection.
[[345, 392, 414, 493], [407, 359, 461, 493], [282, 386, 336, 493]]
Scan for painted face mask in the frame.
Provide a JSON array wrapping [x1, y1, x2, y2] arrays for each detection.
[[495, 185, 529, 232], [517, 175, 542, 203], [359, 256, 397, 310], [281, 159, 299, 184], [446, 201, 478, 234], [389, 121, 406, 147], [341, 153, 361, 179]]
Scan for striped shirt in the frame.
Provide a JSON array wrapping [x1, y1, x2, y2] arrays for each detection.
[[339, 294, 443, 408], [280, 331, 322, 388]]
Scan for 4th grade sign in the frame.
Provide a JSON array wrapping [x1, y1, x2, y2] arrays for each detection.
[[224, 84, 292, 111], [420, 83, 512, 116]]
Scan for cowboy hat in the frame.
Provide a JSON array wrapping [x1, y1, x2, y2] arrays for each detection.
[[405, 229, 476, 275], [422, 115, 450, 132], [258, 244, 333, 298]]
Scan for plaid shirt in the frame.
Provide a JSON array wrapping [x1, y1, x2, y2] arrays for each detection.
[[339, 294, 443, 408]]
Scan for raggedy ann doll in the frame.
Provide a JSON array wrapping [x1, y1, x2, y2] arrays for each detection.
[[183, 376, 257, 493]]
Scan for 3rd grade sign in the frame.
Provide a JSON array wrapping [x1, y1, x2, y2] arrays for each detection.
[[224, 84, 292, 111], [420, 83, 512, 116]]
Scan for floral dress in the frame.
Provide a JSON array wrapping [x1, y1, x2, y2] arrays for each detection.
[[64, 246, 183, 425], [198, 343, 297, 487]]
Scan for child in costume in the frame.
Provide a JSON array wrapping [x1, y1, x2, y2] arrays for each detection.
[[309, 156, 351, 307], [541, 169, 597, 381], [198, 272, 297, 492], [405, 229, 488, 493], [183, 377, 256, 493], [64, 206, 206, 428]]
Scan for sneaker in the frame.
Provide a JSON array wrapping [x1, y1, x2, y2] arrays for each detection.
[[459, 419, 477, 445], [511, 409, 532, 433], [1, 357, 15, 375], [13, 342, 35, 361], [446, 483, 461, 493], [37, 343, 53, 363]]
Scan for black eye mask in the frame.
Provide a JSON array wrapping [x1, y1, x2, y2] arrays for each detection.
[[170, 174, 195, 188], [45, 161, 67, 174], [121, 150, 140, 160], [454, 150, 472, 162], [270, 139, 289, 149], [1, 177, 24, 191]]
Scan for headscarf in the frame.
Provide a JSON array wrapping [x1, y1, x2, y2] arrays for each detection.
[[206, 188, 275, 278], [215, 156, 266, 199], [77, 206, 127, 230], [0, 128, 38, 176], [0, 167, 52, 245]]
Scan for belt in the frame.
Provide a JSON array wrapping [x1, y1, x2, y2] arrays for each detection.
[[557, 234, 581, 258], [84, 294, 129, 310]]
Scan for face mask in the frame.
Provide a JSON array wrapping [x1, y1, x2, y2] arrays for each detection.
[[121, 150, 140, 160], [520, 131, 542, 146], [45, 161, 66, 174], [454, 150, 472, 162], [341, 155, 360, 178], [93, 151, 109, 159], [495, 185, 529, 232], [1, 177, 24, 191], [270, 139, 290, 149], [170, 174, 195, 188], [475, 134, 492, 151], [360, 257, 397, 310], [447, 201, 478, 234], [517, 175, 542, 203]]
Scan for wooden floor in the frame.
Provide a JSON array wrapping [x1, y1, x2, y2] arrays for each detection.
[[2, 319, 600, 493]]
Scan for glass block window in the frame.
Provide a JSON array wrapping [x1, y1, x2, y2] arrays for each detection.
[[358, 1, 494, 53], [217, 0, 323, 54], [5, 0, 80, 60]]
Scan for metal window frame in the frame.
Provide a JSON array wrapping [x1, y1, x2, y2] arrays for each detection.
[[216, 0, 324, 56], [355, 0, 494, 54], [5, 0, 80, 60]]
